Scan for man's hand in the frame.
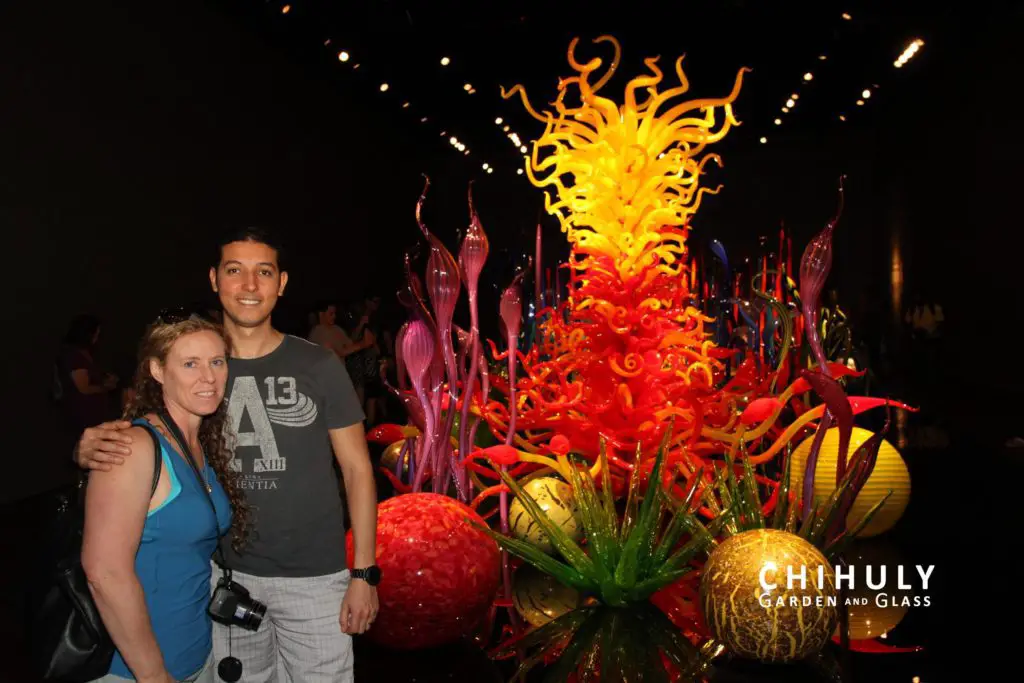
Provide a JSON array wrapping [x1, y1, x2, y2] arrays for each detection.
[[75, 420, 135, 471], [339, 579, 378, 635]]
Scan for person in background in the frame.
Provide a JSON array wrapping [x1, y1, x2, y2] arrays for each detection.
[[309, 300, 371, 361], [54, 314, 119, 447], [83, 312, 245, 683], [343, 300, 387, 425]]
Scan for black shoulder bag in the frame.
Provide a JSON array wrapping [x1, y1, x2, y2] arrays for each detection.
[[28, 423, 164, 683]]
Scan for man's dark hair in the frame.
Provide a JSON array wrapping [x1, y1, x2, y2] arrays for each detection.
[[214, 226, 286, 270], [313, 299, 336, 315], [64, 314, 101, 349]]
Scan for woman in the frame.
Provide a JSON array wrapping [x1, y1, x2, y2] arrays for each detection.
[[54, 314, 119, 445], [82, 313, 249, 682]]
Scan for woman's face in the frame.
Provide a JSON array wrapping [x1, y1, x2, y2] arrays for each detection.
[[151, 330, 229, 417]]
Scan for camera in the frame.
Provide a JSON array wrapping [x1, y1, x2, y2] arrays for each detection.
[[208, 576, 266, 631]]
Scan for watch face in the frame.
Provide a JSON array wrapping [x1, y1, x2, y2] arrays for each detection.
[[366, 566, 382, 585]]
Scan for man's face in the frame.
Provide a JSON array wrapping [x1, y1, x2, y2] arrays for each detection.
[[321, 305, 337, 326], [209, 240, 288, 329]]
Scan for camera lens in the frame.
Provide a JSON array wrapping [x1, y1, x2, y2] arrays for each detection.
[[238, 599, 266, 631]]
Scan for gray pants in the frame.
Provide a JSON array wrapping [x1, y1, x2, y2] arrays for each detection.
[[211, 566, 354, 683], [93, 651, 213, 682]]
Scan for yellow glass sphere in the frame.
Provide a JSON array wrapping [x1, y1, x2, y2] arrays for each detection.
[[380, 440, 408, 472], [835, 539, 911, 640], [789, 427, 910, 537], [700, 528, 838, 662], [509, 477, 582, 555], [512, 564, 582, 627]]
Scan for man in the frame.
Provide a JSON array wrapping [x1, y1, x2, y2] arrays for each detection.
[[308, 300, 369, 360], [74, 227, 379, 683]]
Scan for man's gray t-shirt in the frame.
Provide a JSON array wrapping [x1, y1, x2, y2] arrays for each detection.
[[219, 335, 364, 577]]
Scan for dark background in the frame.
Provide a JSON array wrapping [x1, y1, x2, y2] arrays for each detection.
[[0, 2, 1020, 679], [1, 0, 1020, 500]]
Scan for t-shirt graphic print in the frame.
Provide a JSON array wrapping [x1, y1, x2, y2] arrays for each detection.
[[219, 335, 364, 578]]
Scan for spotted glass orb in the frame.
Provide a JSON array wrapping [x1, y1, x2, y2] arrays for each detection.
[[700, 528, 838, 662], [509, 477, 582, 555], [512, 564, 582, 627]]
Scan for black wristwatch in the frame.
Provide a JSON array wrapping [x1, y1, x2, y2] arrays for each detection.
[[351, 565, 382, 586]]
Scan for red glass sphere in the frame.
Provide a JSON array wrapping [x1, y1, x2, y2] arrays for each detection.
[[346, 493, 502, 649]]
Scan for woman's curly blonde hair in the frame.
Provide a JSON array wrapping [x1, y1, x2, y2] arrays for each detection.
[[122, 313, 250, 552]]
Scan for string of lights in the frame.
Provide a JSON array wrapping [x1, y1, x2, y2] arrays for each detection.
[[761, 9, 927, 141], [894, 38, 925, 68], [275, 2, 512, 177]]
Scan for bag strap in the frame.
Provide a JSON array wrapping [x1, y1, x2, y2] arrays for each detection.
[[154, 409, 228, 570], [139, 423, 163, 498]]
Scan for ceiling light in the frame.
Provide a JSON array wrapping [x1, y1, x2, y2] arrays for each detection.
[[774, 118, 782, 125], [482, 163, 489, 170], [420, 117, 428, 123], [856, 99, 864, 105], [782, 107, 789, 113], [495, 117, 503, 125], [520, 145, 527, 153], [440, 57, 451, 66], [819, 54, 827, 60], [839, 114, 846, 121], [786, 98, 795, 108], [338, 51, 350, 62], [402, 102, 410, 108], [895, 39, 925, 68], [487, 168, 493, 174], [352, 63, 360, 70], [803, 72, 813, 81], [503, 125, 510, 132], [281, 5, 291, 14], [791, 93, 799, 100], [458, 143, 465, 151], [517, 168, 523, 175], [842, 12, 852, 20], [440, 130, 447, 136], [464, 149, 470, 155], [759, 137, 767, 144], [468, 89, 476, 94], [463, 83, 472, 91], [379, 83, 389, 92], [863, 89, 872, 98], [450, 136, 458, 145]]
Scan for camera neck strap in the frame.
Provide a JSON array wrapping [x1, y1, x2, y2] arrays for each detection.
[[155, 409, 230, 576]]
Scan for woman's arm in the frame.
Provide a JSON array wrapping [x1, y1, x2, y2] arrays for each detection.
[[82, 427, 173, 683], [70, 368, 115, 394]]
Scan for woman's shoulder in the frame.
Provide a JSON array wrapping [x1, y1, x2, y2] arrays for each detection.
[[125, 419, 163, 460], [126, 425, 158, 454]]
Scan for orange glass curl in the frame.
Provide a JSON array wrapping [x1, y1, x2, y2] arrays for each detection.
[[484, 40, 758, 470]]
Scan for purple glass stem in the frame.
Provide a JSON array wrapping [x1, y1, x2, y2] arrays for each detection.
[[411, 382, 437, 493], [457, 293, 483, 500], [466, 345, 489, 473], [800, 410, 833, 523], [405, 436, 416, 485], [438, 327, 467, 500], [395, 438, 410, 480]]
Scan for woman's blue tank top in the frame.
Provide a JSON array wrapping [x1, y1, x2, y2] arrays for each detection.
[[107, 420, 232, 680]]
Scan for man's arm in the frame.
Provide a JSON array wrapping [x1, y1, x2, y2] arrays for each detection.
[[330, 423, 378, 635], [330, 423, 377, 569], [317, 350, 377, 634], [74, 420, 136, 470]]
